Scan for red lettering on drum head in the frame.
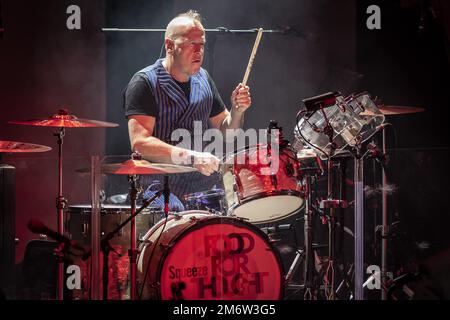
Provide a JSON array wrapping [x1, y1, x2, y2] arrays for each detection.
[[155, 220, 281, 300]]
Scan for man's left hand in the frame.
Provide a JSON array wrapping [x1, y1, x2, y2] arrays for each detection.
[[230, 83, 251, 113]]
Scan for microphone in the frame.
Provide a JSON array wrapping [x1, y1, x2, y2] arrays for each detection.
[[27, 219, 86, 253]]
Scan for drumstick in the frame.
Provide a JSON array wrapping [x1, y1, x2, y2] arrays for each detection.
[[242, 28, 263, 87]]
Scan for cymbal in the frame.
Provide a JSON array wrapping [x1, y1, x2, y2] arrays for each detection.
[[8, 109, 119, 128], [77, 159, 198, 175], [0, 140, 52, 153], [361, 105, 426, 116]]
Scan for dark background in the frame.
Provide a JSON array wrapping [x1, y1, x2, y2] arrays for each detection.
[[1, 0, 449, 298]]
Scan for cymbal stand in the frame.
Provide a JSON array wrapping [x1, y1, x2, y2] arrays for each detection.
[[353, 141, 364, 300], [283, 159, 325, 300], [367, 129, 390, 300], [302, 172, 320, 299], [283, 173, 315, 299], [54, 127, 67, 300], [319, 114, 347, 300], [381, 129, 389, 300]]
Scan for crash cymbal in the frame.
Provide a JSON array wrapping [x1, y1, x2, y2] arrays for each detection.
[[0, 140, 52, 153], [8, 109, 119, 128], [360, 105, 426, 116], [77, 159, 198, 175]]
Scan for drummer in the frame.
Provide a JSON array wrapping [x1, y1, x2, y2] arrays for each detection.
[[123, 10, 252, 208]]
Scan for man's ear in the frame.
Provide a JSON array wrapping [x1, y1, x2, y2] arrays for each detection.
[[165, 39, 174, 54]]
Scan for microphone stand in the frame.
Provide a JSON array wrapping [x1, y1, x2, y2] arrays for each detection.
[[128, 174, 139, 300], [101, 27, 300, 79], [81, 191, 161, 300], [163, 175, 170, 217]]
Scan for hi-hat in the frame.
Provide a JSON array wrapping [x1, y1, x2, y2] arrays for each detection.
[[77, 159, 198, 175], [0, 140, 52, 153], [361, 105, 426, 116], [8, 109, 119, 128]]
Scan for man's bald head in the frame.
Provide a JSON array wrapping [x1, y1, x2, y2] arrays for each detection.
[[165, 10, 204, 40], [163, 10, 206, 81]]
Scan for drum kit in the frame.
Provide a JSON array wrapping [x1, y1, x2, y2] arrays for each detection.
[[1, 96, 425, 300]]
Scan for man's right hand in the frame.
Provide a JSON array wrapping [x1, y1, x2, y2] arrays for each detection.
[[191, 151, 221, 176]]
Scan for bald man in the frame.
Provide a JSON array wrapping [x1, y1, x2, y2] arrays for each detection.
[[123, 10, 251, 207]]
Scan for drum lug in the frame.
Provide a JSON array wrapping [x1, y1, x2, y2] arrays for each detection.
[[82, 220, 89, 239], [173, 212, 182, 220], [150, 282, 160, 289], [159, 243, 172, 250]]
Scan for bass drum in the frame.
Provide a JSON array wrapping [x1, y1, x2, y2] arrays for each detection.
[[137, 211, 283, 300]]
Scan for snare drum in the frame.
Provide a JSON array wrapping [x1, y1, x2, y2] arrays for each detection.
[[224, 144, 304, 224], [183, 189, 227, 214], [137, 211, 283, 300]]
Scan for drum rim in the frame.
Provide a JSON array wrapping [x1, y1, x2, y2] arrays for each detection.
[[223, 143, 297, 163], [144, 212, 284, 300], [184, 188, 226, 200], [229, 190, 304, 224], [67, 204, 162, 213]]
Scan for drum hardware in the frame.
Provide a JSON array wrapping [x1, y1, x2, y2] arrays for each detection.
[[305, 97, 344, 300], [279, 152, 325, 299], [172, 212, 183, 220], [334, 263, 355, 298], [302, 91, 341, 113], [183, 188, 227, 214], [294, 92, 388, 300], [83, 151, 194, 300], [188, 215, 201, 222], [260, 224, 292, 244], [285, 248, 305, 285], [8, 108, 118, 300], [80, 190, 162, 300], [366, 106, 425, 300]]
